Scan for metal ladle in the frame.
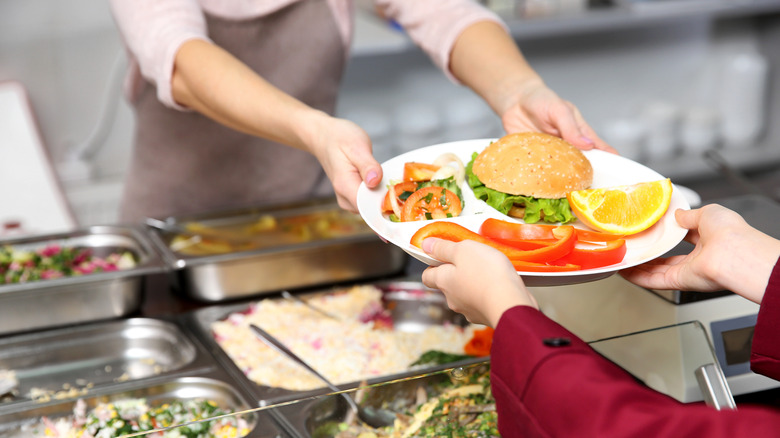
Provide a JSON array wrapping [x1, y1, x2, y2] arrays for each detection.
[[249, 324, 396, 429]]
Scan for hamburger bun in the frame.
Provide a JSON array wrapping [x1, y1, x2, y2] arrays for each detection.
[[472, 132, 593, 199]]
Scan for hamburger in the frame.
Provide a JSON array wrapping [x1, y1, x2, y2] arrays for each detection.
[[467, 132, 593, 224]]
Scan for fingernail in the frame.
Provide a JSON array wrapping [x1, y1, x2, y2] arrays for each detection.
[[580, 136, 594, 145], [422, 238, 434, 254], [366, 170, 379, 186]]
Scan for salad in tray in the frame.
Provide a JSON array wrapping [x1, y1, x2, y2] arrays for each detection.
[[0, 244, 136, 285]]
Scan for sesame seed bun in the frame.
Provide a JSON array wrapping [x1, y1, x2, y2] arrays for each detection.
[[472, 132, 593, 199]]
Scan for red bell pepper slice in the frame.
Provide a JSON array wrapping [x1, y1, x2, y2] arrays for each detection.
[[512, 260, 582, 272], [555, 239, 627, 270], [411, 221, 576, 263], [575, 229, 625, 242], [480, 218, 557, 241]]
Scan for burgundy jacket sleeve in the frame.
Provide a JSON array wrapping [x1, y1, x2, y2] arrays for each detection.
[[491, 306, 780, 438], [751, 257, 780, 378]]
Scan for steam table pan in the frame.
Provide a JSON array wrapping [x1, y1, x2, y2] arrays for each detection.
[[0, 376, 289, 438], [146, 198, 407, 302], [0, 317, 216, 412], [184, 280, 485, 407], [0, 225, 165, 335]]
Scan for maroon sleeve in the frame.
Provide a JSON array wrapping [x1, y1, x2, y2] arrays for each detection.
[[491, 305, 780, 438], [751, 257, 780, 378]]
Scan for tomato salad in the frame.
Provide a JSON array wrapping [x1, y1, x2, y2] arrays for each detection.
[[382, 154, 466, 222]]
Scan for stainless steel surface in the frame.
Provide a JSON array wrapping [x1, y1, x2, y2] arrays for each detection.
[[0, 225, 165, 334], [272, 361, 491, 438], [696, 363, 737, 411], [146, 199, 408, 302], [184, 281, 480, 407], [0, 377, 288, 438], [250, 324, 396, 429], [0, 318, 206, 409]]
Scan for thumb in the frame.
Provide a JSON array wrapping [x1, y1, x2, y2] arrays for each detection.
[[356, 152, 383, 189], [674, 208, 700, 231]]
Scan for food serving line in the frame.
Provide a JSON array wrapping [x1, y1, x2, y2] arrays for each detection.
[[0, 198, 499, 437], [0, 189, 777, 436]]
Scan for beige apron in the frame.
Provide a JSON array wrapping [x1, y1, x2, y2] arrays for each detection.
[[119, 0, 345, 222]]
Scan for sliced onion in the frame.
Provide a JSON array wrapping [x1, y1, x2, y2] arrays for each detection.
[[432, 153, 465, 184], [388, 183, 403, 219]]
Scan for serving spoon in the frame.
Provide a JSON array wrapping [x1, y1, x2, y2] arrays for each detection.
[[249, 324, 396, 428]]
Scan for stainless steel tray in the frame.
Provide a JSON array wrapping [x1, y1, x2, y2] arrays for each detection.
[[0, 225, 165, 334], [0, 317, 214, 410], [272, 361, 492, 438], [146, 198, 407, 302], [184, 281, 484, 407], [0, 376, 289, 438]]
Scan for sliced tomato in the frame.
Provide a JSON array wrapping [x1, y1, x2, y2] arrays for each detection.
[[512, 260, 582, 272], [403, 162, 440, 182], [555, 239, 627, 270], [381, 181, 418, 213], [400, 187, 462, 222]]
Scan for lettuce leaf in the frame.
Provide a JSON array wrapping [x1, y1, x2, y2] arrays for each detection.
[[466, 152, 575, 224]]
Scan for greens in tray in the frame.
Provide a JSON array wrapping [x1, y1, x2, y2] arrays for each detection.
[[0, 244, 136, 284], [314, 363, 497, 438], [23, 398, 250, 438]]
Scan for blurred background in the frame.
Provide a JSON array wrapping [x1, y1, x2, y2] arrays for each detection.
[[1, 0, 779, 232]]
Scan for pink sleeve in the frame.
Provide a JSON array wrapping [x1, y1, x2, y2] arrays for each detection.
[[376, 0, 507, 83], [110, 0, 212, 110]]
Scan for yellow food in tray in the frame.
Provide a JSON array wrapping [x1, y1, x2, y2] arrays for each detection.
[[169, 209, 372, 256]]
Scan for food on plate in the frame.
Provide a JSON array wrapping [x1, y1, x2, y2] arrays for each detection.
[[0, 244, 136, 285], [467, 132, 593, 224], [410, 219, 627, 272], [168, 209, 372, 255], [382, 154, 465, 222], [316, 363, 496, 438], [211, 285, 480, 391], [567, 179, 673, 235], [18, 398, 250, 438]]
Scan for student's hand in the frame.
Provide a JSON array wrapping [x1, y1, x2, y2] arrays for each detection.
[[621, 205, 780, 304], [306, 113, 383, 213], [420, 238, 537, 327], [500, 82, 616, 154]]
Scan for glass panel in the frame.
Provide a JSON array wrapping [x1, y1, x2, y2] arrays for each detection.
[[588, 321, 726, 404]]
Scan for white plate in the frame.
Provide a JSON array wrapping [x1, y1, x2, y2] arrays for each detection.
[[357, 138, 690, 286]]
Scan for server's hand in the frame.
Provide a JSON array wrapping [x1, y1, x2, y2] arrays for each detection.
[[306, 114, 383, 213]]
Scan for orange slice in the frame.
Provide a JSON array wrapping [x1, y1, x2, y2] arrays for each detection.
[[566, 179, 673, 235]]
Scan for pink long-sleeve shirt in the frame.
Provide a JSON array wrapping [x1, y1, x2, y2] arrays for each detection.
[[109, 0, 503, 110]]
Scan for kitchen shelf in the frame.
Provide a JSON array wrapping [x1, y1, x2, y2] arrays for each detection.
[[351, 0, 780, 58], [505, 0, 780, 40]]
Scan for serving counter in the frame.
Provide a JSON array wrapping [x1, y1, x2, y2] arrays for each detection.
[[1, 193, 778, 437]]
